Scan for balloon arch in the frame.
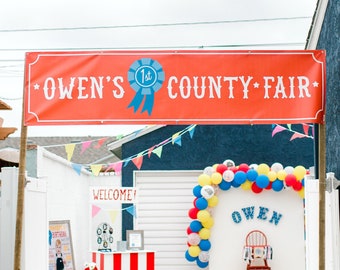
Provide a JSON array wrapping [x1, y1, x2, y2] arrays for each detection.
[[185, 160, 307, 268]]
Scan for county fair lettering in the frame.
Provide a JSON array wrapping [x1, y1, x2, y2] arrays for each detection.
[[24, 50, 325, 126], [41, 75, 312, 101]]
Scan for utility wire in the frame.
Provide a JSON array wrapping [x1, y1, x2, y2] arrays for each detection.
[[0, 16, 312, 33]]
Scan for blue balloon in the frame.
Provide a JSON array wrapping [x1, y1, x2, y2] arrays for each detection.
[[196, 258, 209, 268], [272, 179, 284, 192], [246, 169, 258, 182], [234, 171, 247, 185], [190, 220, 202, 232], [231, 180, 241, 188], [301, 178, 305, 186], [219, 180, 231, 190], [256, 175, 270, 189], [185, 250, 196, 262], [195, 197, 208, 210], [199, 239, 211, 251], [193, 185, 203, 197]]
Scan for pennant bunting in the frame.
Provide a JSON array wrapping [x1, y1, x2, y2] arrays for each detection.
[[65, 143, 76, 161], [90, 164, 103, 176], [108, 210, 119, 224], [94, 137, 108, 148], [92, 204, 101, 218], [272, 125, 286, 137], [287, 124, 292, 130], [152, 146, 163, 158], [302, 123, 310, 135], [124, 158, 131, 167], [172, 132, 180, 145], [71, 163, 83, 175], [132, 154, 143, 170], [148, 145, 156, 157], [81, 140, 92, 154], [105, 162, 123, 175], [290, 133, 307, 141], [188, 125, 196, 138], [125, 205, 137, 218]]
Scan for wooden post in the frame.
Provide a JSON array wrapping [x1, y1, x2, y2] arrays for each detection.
[[318, 123, 326, 270], [13, 103, 28, 270]]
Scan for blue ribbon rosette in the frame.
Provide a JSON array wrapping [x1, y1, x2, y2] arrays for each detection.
[[127, 58, 165, 115]]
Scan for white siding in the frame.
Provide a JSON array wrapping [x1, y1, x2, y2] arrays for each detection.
[[134, 170, 201, 270]]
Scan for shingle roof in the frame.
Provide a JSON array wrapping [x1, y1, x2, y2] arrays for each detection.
[[0, 136, 119, 165]]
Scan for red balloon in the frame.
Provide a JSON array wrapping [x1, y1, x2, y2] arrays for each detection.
[[293, 180, 303, 191], [229, 166, 238, 173], [285, 174, 297, 187], [187, 226, 193, 235], [265, 181, 273, 190], [238, 163, 249, 173], [188, 207, 199, 219], [216, 164, 228, 174], [251, 182, 263, 194]]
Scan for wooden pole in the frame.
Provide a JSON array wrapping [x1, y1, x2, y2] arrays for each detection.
[[13, 101, 28, 270], [318, 123, 326, 270]]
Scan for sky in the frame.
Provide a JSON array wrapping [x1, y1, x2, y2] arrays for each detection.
[[0, 0, 317, 137]]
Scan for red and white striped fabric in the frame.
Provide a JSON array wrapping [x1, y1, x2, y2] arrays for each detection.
[[91, 251, 155, 270]]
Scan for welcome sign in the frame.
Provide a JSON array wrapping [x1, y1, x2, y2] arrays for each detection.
[[24, 50, 325, 126]]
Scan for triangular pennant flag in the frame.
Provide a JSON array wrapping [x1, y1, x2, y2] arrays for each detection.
[[124, 158, 131, 167], [65, 143, 76, 161], [108, 210, 119, 224], [272, 125, 286, 137], [172, 132, 180, 145], [132, 154, 143, 170], [71, 163, 83, 175], [188, 125, 196, 138], [92, 204, 101, 218], [115, 134, 124, 140], [125, 205, 137, 218], [290, 133, 306, 141], [106, 162, 123, 175], [148, 145, 156, 158], [302, 123, 310, 135], [81, 141, 92, 154], [152, 145, 163, 158], [90, 164, 103, 176], [94, 137, 108, 148], [287, 124, 292, 130]]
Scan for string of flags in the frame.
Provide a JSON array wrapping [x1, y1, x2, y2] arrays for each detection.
[[65, 124, 197, 176], [41, 124, 311, 177], [272, 124, 314, 140], [92, 204, 137, 223]]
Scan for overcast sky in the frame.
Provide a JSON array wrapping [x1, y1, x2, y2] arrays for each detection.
[[0, 0, 317, 137]]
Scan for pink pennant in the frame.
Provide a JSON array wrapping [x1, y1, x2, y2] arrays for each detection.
[[290, 133, 306, 141], [92, 204, 101, 218], [272, 125, 286, 137], [81, 141, 92, 154], [105, 162, 123, 175]]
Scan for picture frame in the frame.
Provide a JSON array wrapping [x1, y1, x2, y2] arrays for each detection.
[[48, 220, 75, 270], [126, 230, 144, 250]]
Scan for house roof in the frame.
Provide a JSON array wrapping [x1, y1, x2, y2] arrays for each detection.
[[0, 136, 119, 165]]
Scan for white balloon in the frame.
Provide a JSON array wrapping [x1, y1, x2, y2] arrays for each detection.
[[223, 159, 235, 168], [222, 170, 235, 182], [198, 251, 210, 262], [271, 162, 283, 172], [201, 185, 215, 199], [284, 166, 294, 174], [203, 166, 215, 176]]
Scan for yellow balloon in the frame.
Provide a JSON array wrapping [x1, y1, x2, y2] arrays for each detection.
[[188, 245, 201, 257], [268, 171, 277, 182], [294, 165, 307, 181], [277, 169, 287, 180], [298, 187, 305, 199], [208, 195, 219, 207], [241, 180, 252, 190], [198, 174, 211, 186], [202, 217, 214, 229], [211, 172, 223, 184], [199, 228, 211, 239], [197, 210, 210, 223], [257, 163, 270, 175]]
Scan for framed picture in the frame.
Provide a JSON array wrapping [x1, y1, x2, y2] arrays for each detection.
[[48, 220, 75, 270], [126, 230, 144, 250]]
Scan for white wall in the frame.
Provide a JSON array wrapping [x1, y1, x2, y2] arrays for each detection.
[[36, 147, 122, 269]]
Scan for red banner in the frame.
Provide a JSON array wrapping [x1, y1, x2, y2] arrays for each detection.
[[24, 50, 326, 125]]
